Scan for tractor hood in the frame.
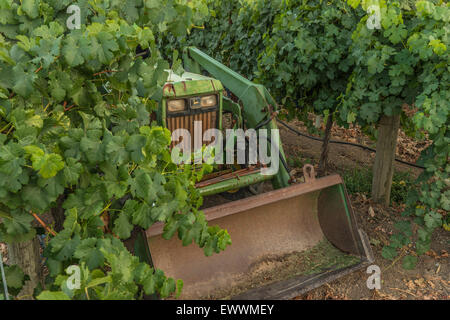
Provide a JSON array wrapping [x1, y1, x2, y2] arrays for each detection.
[[163, 70, 224, 98]]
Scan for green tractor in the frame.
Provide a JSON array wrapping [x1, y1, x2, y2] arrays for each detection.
[[132, 47, 373, 299]]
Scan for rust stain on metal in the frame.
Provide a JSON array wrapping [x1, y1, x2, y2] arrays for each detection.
[[200, 169, 234, 182], [163, 83, 176, 97]]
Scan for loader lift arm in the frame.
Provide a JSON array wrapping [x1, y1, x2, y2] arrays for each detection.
[[182, 47, 291, 188]]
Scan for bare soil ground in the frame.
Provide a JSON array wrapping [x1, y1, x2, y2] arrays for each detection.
[[279, 119, 449, 300]]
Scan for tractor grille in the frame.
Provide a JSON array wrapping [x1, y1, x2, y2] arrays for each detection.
[[167, 109, 218, 150]]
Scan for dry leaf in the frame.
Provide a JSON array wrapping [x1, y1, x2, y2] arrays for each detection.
[[368, 206, 375, 218], [406, 280, 416, 290], [426, 250, 438, 258], [414, 278, 426, 288]]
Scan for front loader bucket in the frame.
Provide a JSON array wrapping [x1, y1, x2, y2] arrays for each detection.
[[145, 165, 373, 299]]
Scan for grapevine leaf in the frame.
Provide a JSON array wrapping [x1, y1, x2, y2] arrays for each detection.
[[381, 245, 398, 260], [402, 255, 418, 270], [37, 291, 71, 300], [1, 265, 27, 290], [113, 211, 133, 239], [62, 37, 85, 67], [74, 238, 104, 270]]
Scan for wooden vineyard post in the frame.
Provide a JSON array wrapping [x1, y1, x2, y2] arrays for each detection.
[[318, 112, 334, 177], [372, 114, 400, 205], [7, 237, 42, 299]]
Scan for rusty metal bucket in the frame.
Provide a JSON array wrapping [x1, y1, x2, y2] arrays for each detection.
[[145, 165, 373, 299]]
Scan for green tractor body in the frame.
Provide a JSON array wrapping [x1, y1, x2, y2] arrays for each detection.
[[156, 68, 288, 196]]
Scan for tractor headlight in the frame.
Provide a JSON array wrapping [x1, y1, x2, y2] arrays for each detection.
[[201, 95, 217, 107], [167, 99, 186, 112], [190, 95, 217, 109]]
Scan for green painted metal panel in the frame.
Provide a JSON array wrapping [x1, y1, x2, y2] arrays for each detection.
[[218, 92, 223, 130], [337, 184, 352, 223], [163, 79, 223, 98], [198, 171, 274, 197], [223, 96, 243, 128]]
